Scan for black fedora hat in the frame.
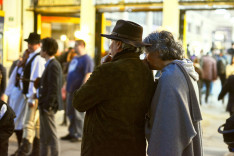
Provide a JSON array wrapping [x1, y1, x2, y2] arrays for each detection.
[[101, 20, 151, 48], [24, 33, 41, 44]]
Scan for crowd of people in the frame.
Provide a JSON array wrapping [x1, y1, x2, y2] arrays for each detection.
[[0, 33, 94, 156], [189, 44, 234, 115], [0, 19, 233, 156]]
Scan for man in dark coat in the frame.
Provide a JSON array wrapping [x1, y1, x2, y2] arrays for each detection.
[[38, 37, 63, 156], [72, 20, 155, 156]]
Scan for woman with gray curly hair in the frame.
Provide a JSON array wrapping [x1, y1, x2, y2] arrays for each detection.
[[144, 31, 203, 156]]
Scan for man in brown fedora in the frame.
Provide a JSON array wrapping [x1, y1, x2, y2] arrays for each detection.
[[72, 20, 155, 156]]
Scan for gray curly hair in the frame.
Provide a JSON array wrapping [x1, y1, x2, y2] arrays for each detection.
[[143, 31, 184, 60], [121, 42, 144, 54]]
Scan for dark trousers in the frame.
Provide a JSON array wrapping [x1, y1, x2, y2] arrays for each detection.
[[15, 130, 23, 147], [230, 112, 234, 116], [203, 79, 211, 103], [67, 93, 84, 138], [0, 138, 9, 156], [219, 74, 226, 86], [197, 80, 203, 105], [39, 109, 59, 156]]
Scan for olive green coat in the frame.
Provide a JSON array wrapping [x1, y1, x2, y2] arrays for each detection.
[[73, 50, 155, 156]]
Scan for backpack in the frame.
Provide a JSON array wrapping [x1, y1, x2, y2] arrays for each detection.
[[218, 115, 234, 152]]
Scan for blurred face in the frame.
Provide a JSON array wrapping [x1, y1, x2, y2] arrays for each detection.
[[40, 44, 46, 58], [28, 43, 40, 53], [109, 40, 122, 57], [145, 51, 164, 70], [18, 50, 30, 67], [75, 43, 84, 55]]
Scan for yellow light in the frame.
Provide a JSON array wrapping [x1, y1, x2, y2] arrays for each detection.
[[74, 31, 89, 42], [60, 35, 67, 41], [74, 31, 85, 38]]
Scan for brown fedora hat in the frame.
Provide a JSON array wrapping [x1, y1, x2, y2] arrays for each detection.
[[101, 20, 151, 47]]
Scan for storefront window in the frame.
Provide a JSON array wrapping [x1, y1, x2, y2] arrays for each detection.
[[40, 16, 80, 53], [37, 0, 80, 6], [95, 0, 163, 5]]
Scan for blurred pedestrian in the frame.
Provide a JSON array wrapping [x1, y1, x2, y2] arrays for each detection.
[[60, 39, 94, 142], [38, 37, 63, 156], [72, 20, 155, 156], [0, 100, 15, 156], [201, 50, 217, 103], [57, 47, 76, 78], [217, 50, 228, 86], [0, 62, 6, 101], [57, 47, 76, 126], [144, 30, 203, 156], [194, 57, 203, 105], [218, 75, 234, 116], [16, 33, 46, 156], [8, 59, 19, 78], [5, 50, 29, 156], [227, 42, 234, 64], [226, 57, 234, 78], [187, 44, 191, 59]]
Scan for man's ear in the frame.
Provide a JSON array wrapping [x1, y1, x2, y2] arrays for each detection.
[[116, 41, 122, 50]]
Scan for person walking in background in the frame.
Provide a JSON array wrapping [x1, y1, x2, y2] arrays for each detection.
[[60, 39, 94, 142], [38, 37, 63, 156], [228, 42, 234, 64], [226, 57, 234, 78], [217, 49, 228, 86], [57, 47, 76, 126], [217, 49, 228, 103], [72, 20, 155, 156], [193, 57, 203, 105], [5, 50, 29, 156], [0, 62, 6, 101], [16, 33, 46, 156], [201, 50, 217, 103], [218, 75, 234, 116], [143, 30, 203, 156]]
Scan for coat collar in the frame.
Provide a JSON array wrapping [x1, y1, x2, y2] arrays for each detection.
[[45, 57, 55, 68], [111, 49, 140, 62]]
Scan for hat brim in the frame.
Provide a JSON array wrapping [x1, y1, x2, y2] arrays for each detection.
[[101, 34, 151, 48], [24, 39, 40, 44]]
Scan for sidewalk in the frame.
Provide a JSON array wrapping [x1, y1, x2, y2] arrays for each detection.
[[8, 79, 234, 156]]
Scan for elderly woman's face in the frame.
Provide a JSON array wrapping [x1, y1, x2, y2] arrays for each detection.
[[145, 52, 163, 70]]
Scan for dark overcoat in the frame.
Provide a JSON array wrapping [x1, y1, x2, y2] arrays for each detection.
[[73, 50, 155, 156], [38, 59, 63, 112]]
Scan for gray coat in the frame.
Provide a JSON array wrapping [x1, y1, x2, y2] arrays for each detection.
[[146, 59, 203, 156]]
